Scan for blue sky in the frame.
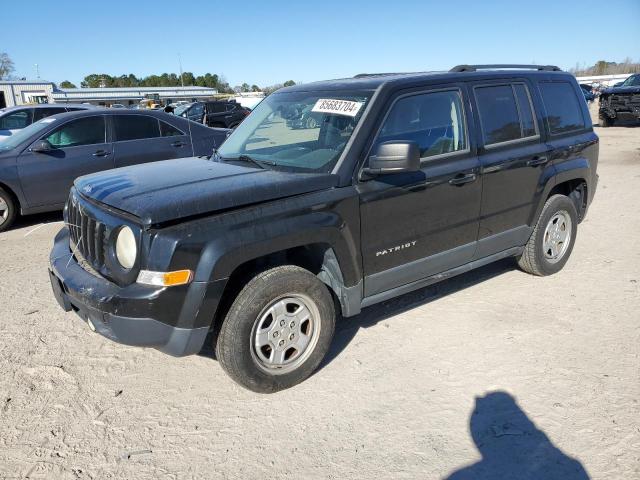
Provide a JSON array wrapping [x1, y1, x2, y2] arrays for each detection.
[[2, 0, 639, 87]]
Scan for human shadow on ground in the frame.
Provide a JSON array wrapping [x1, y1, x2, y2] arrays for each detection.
[[444, 391, 590, 480]]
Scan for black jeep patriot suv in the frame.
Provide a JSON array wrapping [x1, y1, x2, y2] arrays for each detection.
[[49, 65, 598, 392]]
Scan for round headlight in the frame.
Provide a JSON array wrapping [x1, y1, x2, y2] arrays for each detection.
[[115, 226, 137, 269]]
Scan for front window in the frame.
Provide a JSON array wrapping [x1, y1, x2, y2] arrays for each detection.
[[218, 91, 371, 173], [173, 103, 192, 116], [45, 116, 106, 148]]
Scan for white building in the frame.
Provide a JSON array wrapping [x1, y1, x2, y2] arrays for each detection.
[[0, 81, 219, 108], [0, 80, 56, 108], [51, 86, 219, 107]]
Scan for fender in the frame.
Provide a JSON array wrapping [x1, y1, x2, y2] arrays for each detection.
[[157, 187, 364, 324], [0, 156, 27, 212], [530, 156, 590, 225]]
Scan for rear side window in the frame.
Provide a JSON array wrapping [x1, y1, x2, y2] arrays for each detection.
[[539, 82, 585, 135], [114, 115, 160, 141], [375, 90, 468, 159], [160, 120, 184, 137], [475, 84, 538, 146], [45, 116, 106, 148], [0, 110, 32, 129], [33, 108, 66, 122]]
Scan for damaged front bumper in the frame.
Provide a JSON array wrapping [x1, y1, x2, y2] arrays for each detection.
[[48, 227, 218, 356]]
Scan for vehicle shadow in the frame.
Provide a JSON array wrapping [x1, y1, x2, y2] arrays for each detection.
[[198, 258, 518, 362], [11, 211, 63, 231], [318, 258, 516, 371], [444, 391, 590, 479]]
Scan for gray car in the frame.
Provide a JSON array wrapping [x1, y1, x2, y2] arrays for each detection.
[[0, 109, 229, 231], [0, 104, 97, 141]]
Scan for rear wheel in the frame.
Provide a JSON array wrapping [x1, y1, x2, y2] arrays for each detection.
[[517, 194, 578, 276], [216, 265, 335, 393], [600, 116, 614, 127], [305, 117, 318, 129], [0, 187, 17, 233]]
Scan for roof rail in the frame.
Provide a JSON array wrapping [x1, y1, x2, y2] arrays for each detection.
[[450, 64, 562, 73], [353, 72, 406, 78]]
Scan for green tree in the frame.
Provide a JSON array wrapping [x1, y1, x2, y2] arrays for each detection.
[[0, 52, 14, 80], [283, 80, 296, 87], [251, 84, 261, 92], [59, 80, 77, 88]]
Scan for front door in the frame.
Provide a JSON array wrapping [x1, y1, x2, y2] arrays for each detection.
[[17, 115, 113, 208], [358, 86, 482, 297]]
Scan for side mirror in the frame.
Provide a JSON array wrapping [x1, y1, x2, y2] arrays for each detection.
[[362, 141, 420, 176], [31, 139, 53, 153]]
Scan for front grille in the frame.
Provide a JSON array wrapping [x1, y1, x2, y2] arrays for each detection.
[[67, 195, 107, 273]]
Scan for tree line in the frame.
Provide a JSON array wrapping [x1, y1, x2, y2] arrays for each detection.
[[570, 58, 640, 77], [59, 73, 296, 94]]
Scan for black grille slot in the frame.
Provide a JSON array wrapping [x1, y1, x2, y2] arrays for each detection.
[[67, 195, 107, 273]]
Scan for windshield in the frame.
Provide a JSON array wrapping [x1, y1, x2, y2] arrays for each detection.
[[174, 103, 193, 116], [217, 91, 371, 173], [0, 117, 57, 151], [622, 75, 640, 87]]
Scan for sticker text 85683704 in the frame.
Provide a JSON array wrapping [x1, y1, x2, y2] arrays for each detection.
[[311, 99, 364, 117]]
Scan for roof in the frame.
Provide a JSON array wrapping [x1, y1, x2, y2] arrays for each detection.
[[0, 103, 96, 113], [57, 86, 218, 94], [279, 67, 569, 93], [0, 80, 54, 85]]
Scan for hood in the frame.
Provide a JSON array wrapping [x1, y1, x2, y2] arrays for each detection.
[[602, 85, 640, 95], [74, 157, 339, 226]]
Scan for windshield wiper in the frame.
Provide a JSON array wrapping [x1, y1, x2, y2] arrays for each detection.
[[231, 154, 276, 170]]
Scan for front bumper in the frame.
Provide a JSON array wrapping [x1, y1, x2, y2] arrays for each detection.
[[49, 228, 220, 356]]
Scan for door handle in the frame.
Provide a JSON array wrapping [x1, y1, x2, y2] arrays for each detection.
[[171, 141, 186, 147], [527, 155, 548, 167], [92, 150, 110, 157], [449, 173, 477, 186]]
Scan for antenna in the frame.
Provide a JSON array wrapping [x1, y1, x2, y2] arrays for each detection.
[[179, 54, 195, 157]]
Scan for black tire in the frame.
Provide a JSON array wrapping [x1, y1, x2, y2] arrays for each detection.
[[600, 116, 614, 127], [216, 265, 336, 393], [305, 117, 318, 129], [0, 187, 17, 233], [517, 194, 578, 276]]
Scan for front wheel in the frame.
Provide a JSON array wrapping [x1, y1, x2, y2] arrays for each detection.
[[216, 266, 336, 393], [517, 194, 578, 276], [0, 187, 17, 233]]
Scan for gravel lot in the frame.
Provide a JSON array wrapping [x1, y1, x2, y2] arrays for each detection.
[[1, 108, 638, 479]]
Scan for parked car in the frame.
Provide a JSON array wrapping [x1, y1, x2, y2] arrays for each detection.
[[0, 109, 229, 231], [174, 101, 250, 129], [110, 104, 126, 109], [0, 104, 96, 142], [580, 85, 595, 102], [286, 104, 323, 129], [49, 64, 598, 392], [599, 73, 640, 127]]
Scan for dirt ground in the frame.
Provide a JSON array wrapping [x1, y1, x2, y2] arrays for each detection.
[[1, 105, 638, 479]]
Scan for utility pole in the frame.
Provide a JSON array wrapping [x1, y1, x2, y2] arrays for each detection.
[[178, 53, 185, 87]]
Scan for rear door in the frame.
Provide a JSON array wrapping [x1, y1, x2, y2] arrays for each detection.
[[112, 114, 189, 168], [471, 80, 551, 258], [17, 115, 113, 207]]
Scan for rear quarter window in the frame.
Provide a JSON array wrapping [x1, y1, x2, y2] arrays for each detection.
[[539, 82, 585, 135]]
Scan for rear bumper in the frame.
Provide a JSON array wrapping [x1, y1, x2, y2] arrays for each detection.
[[49, 228, 215, 356]]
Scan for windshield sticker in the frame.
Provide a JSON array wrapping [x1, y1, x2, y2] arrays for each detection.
[[311, 99, 363, 117]]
